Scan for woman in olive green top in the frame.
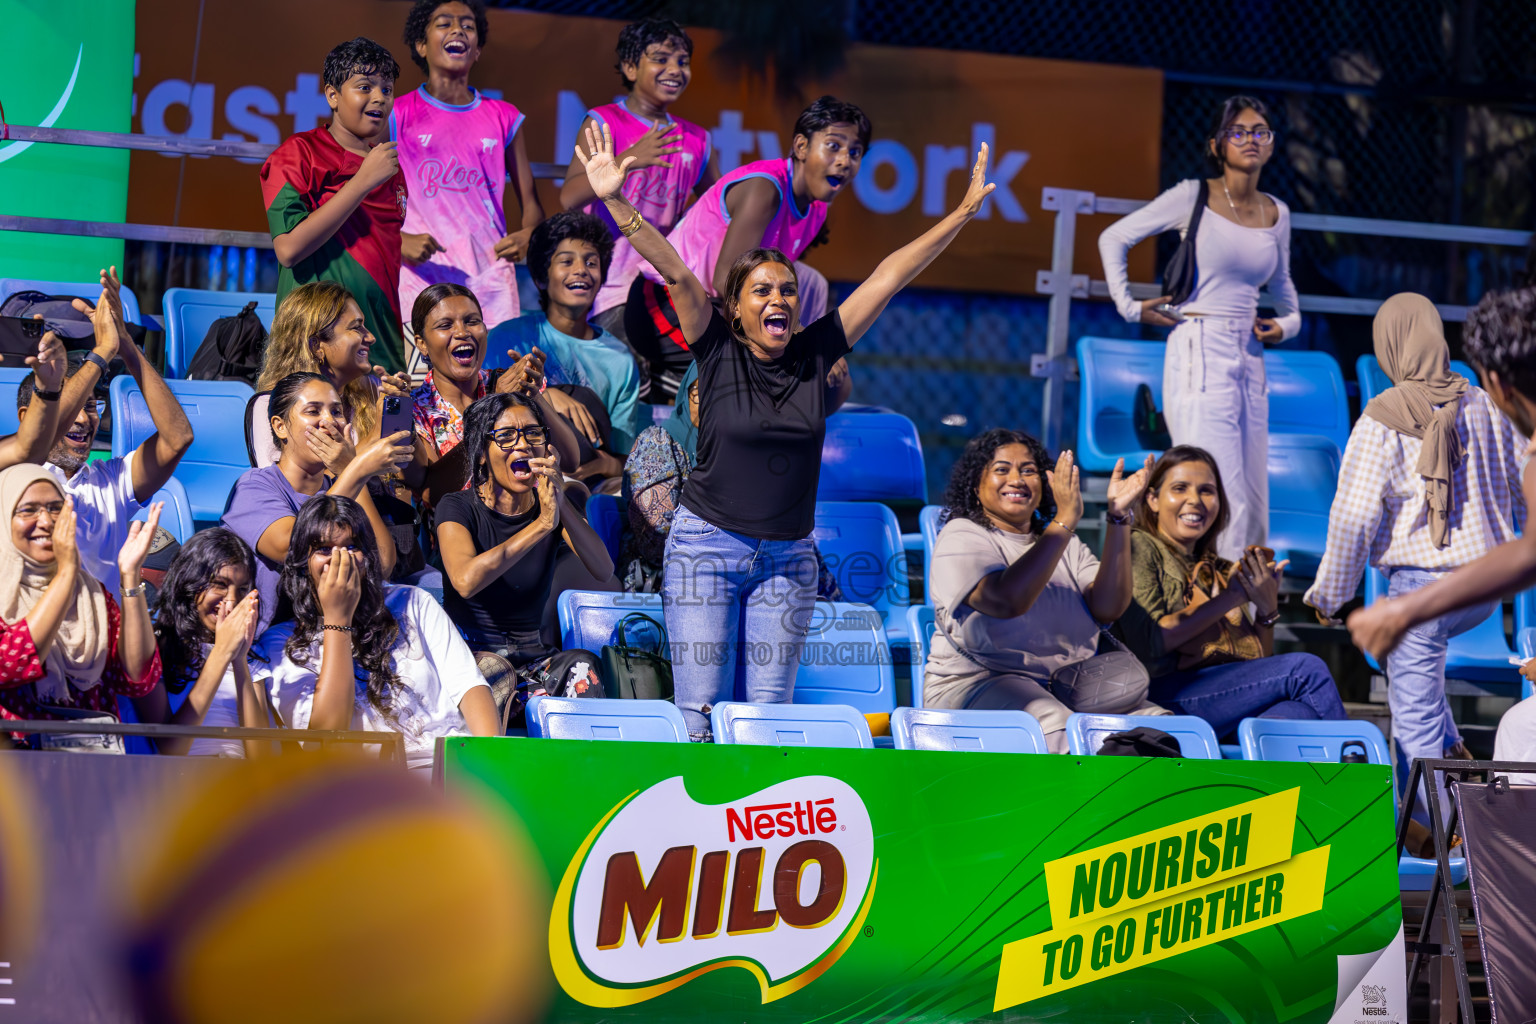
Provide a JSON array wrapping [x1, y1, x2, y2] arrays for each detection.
[[1116, 445, 1345, 736]]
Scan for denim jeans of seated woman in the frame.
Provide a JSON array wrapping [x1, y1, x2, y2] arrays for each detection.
[[1147, 652, 1346, 739], [460, 626, 601, 727], [662, 504, 818, 742]]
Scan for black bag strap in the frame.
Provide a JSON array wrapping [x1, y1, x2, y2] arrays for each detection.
[[1186, 179, 1209, 241], [612, 612, 668, 659]]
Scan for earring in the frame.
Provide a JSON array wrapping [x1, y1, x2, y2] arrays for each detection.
[[730, 317, 744, 336]]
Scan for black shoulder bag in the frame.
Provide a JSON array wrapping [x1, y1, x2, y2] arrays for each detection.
[[1160, 179, 1209, 306]]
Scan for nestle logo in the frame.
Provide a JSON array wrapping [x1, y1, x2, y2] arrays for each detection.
[[726, 798, 837, 842]]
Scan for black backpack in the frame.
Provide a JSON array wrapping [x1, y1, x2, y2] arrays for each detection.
[[187, 301, 266, 386]]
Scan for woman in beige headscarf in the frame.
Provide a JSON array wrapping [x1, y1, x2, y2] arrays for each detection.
[[1305, 293, 1528, 820], [0, 463, 165, 738]]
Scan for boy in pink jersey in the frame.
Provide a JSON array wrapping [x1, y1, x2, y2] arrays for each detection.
[[623, 95, 870, 402], [560, 17, 720, 362], [393, 0, 544, 335]]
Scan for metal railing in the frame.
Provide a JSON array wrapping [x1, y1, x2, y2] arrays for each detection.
[[1031, 185, 1536, 450], [5, 718, 408, 763], [0, 124, 569, 250]]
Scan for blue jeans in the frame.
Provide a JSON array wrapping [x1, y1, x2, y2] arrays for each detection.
[[1148, 652, 1346, 739], [1386, 568, 1498, 820], [662, 505, 818, 741]]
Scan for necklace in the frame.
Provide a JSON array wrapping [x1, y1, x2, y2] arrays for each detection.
[[1222, 181, 1267, 228]]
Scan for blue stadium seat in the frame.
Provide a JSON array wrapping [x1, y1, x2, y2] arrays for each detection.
[[711, 701, 874, 748], [109, 376, 255, 521], [161, 288, 277, 378], [526, 696, 688, 742], [1356, 354, 1480, 405], [1075, 337, 1166, 474], [919, 504, 943, 603], [1264, 349, 1351, 454], [0, 277, 143, 325], [819, 411, 925, 502], [814, 501, 910, 646], [132, 476, 195, 544], [1066, 713, 1221, 758], [908, 604, 935, 708], [1237, 715, 1466, 889], [1267, 433, 1341, 576], [557, 590, 664, 652], [0, 367, 32, 436], [891, 707, 1048, 753], [584, 493, 623, 565], [798, 602, 897, 713], [1237, 717, 1391, 764], [1363, 565, 1516, 683]]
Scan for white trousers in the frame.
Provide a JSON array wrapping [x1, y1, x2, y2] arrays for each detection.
[[1162, 317, 1268, 561]]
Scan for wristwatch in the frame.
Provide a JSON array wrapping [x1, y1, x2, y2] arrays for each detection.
[[83, 352, 111, 376], [120, 581, 149, 600], [1105, 509, 1133, 526], [1255, 609, 1281, 628], [32, 388, 61, 402]]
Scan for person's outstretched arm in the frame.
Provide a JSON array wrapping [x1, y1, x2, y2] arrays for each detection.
[[836, 146, 994, 348], [1085, 456, 1153, 622], [108, 273, 194, 501], [576, 123, 713, 345], [0, 324, 66, 469], [1349, 465, 1536, 659]]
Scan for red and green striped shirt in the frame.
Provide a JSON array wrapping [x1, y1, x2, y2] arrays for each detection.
[[260, 126, 409, 374]]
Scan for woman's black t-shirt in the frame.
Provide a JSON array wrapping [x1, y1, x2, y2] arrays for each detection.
[[435, 489, 556, 638], [679, 308, 850, 540]]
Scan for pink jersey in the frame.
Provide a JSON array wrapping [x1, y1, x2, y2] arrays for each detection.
[[582, 103, 711, 315], [645, 158, 827, 298], [390, 87, 526, 327]]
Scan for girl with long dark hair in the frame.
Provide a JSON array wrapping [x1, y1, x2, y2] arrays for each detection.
[[576, 122, 995, 741], [923, 431, 1154, 752], [1116, 445, 1344, 735], [149, 528, 269, 757], [435, 392, 611, 719], [1098, 95, 1300, 560], [252, 494, 498, 769], [222, 371, 407, 630]]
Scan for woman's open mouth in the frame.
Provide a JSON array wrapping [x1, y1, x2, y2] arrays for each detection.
[[510, 458, 532, 481], [1000, 487, 1032, 505], [450, 342, 478, 368], [1179, 512, 1206, 528], [763, 312, 790, 338]]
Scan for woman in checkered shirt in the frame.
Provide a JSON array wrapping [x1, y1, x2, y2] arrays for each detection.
[[1305, 293, 1527, 809]]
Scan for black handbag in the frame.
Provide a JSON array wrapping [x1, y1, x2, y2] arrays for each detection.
[[1160, 179, 1209, 306], [599, 613, 674, 701]]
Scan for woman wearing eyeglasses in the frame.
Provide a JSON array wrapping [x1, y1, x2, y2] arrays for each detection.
[[435, 393, 613, 723], [1098, 95, 1300, 560]]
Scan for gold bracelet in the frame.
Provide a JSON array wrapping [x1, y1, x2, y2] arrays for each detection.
[[619, 209, 646, 238], [1051, 519, 1075, 533]]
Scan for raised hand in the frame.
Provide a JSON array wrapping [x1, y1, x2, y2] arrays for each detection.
[[1105, 454, 1154, 521], [212, 590, 260, 660], [1233, 549, 1287, 618], [71, 269, 123, 364], [51, 497, 80, 579], [495, 348, 545, 396], [575, 122, 636, 202], [622, 121, 682, 170], [954, 143, 997, 219], [532, 456, 562, 535], [317, 549, 362, 626], [372, 367, 414, 402], [304, 424, 357, 477], [25, 320, 66, 393], [353, 431, 415, 478], [118, 501, 163, 580], [357, 140, 400, 192], [1045, 449, 1083, 531]]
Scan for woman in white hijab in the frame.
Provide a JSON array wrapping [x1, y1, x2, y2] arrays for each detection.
[[0, 463, 164, 735]]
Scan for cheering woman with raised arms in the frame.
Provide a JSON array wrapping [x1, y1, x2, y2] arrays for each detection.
[[576, 122, 994, 740]]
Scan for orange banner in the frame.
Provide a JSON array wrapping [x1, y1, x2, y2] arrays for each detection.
[[130, 1, 1161, 292]]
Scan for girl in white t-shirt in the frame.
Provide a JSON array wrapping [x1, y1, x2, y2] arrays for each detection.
[[252, 494, 499, 769], [151, 528, 269, 757], [1098, 95, 1301, 560]]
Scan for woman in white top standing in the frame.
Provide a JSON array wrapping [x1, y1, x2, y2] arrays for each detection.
[[1099, 96, 1300, 560]]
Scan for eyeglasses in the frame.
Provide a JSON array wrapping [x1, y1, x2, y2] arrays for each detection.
[[14, 501, 65, 523], [1224, 128, 1275, 146], [491, 425, 547, 449]]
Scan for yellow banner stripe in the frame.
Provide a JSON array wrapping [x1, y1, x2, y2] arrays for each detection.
[[997, 845, 1330, 1010]]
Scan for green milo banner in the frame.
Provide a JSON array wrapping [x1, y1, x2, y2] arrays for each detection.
[[442, 741, 1407, 1023], [0, 0, 134, 281]]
